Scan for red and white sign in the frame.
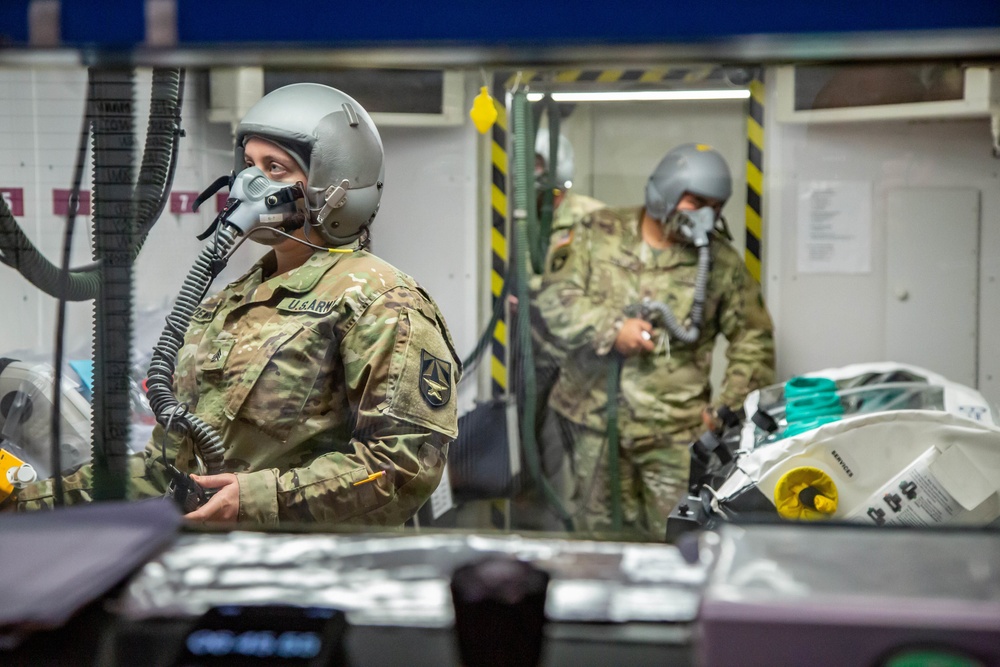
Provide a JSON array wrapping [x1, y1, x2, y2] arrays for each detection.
[[53, 189, 92, 216], [170, 191, 199, 214], [0, 187, 24, 216]]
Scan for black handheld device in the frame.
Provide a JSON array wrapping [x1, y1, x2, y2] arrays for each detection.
[[165, 464, 215, 513]]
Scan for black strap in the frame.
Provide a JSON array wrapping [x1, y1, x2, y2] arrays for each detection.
[[692, 431, 733, 465], [0, 357, 19, 376], [192, 174, 231, 212], [197, 199, 239, 241], [751, 408, 779, 433], [717, 404, 744, 429], [265, 185, 300, 208]]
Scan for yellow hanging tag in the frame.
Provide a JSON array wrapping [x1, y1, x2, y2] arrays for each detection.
[[469, 86, 498, 134]]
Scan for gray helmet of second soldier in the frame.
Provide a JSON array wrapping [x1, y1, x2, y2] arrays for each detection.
[[534, 128, 575, 190], [644, 143, 732, 221], [234, 83, 385, 246]]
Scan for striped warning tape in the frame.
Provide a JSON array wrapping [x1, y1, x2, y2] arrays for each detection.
[[490, 75, 508, 398], [510, 66, 727, 87], [745, 73, 764, 283]]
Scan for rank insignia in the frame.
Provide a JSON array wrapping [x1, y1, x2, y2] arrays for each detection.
[[202, 338, 235, 371], [419, 349, 452, 408]]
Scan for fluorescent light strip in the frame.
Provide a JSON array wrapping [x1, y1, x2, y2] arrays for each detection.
[[526, 90, 751, 102]]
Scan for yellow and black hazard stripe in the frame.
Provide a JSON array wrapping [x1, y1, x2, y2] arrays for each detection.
[[514, 66, 727, 86], [745, 73, 765, 283], [490, 75, 508, 398]]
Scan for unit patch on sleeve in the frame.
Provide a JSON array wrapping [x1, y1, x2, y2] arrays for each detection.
[[419, 349, 452, 408], [550, 247, 571, 273]]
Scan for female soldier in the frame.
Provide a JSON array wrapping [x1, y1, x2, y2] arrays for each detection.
[[15, 84, 461, 527]]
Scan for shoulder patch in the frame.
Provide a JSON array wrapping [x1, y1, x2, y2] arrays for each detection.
[[419, 349, 452, 408], [191, 303, 219, 323], [549, 247, 571, 274], [551, 228, 574, 250]]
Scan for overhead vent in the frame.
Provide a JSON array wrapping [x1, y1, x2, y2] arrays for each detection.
[[775, 64, 998, 123], [209, 67, 464, 131]]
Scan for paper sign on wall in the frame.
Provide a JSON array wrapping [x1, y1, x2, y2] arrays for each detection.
[[796, 180, 872, 274]]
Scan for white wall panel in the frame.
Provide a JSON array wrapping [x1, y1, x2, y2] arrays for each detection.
[[764, 69, 1000, 407]]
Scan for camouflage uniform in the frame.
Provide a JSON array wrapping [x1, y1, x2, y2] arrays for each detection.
[[15, 249, 461, 527], [512, 192, 606, 531], [538, 206, 774, 539]]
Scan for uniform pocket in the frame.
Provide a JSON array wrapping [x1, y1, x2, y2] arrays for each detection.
[[224, 321, 313, 441]]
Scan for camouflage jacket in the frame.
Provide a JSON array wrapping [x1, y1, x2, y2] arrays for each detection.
[[537, 206, 775, 437], [16, 249, 461, 526], [529, 191, 606, 290], [551, 192, 607, 235], [528, 192, 607, 364]]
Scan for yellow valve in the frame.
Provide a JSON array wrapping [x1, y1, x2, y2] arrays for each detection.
[[469, 86, 498, 134], [774, 466, 839, 520], [0, 449, 28, 502]]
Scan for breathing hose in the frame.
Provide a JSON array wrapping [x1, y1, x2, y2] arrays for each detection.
[[605, 353, 624, 531], [89, 67, 139, 500], [600, 243, 713, 528], [145, 224, 239, 474], [512, 90, 573, 530], [636, 245, 711, 344], [531, 93, 560, 276], [0, 68, 184, 301]]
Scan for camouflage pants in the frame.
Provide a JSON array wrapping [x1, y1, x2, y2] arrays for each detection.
[[570, 422, 698, 541]]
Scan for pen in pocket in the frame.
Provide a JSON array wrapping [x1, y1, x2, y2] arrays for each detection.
[[352, 470, 386, 487]]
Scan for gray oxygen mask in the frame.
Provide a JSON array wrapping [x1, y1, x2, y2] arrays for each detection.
[[221, 166, 303, 238], [665, 206, 717, 247]]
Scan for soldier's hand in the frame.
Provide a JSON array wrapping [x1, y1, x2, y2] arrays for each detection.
[[614, 318, 655, 357], [186, 473, 240, 522], [507, 294, 519, 316], [702, 406, 719, 432]]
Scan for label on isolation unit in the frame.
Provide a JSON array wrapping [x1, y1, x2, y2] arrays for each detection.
[[846, 447, 963, 527]]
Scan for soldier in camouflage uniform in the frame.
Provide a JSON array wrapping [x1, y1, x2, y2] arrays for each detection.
[[12, 84, 460, 527], [537, 143, 774, 540], [512, 131, 605, 530]]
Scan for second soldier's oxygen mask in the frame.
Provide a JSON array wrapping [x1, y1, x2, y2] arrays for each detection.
[[662, 206, 718, 248], [220, 167, 306, 245]]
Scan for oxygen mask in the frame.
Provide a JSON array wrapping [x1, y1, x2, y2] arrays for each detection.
[[220, 167, 305, 245], [663, 206, 717, 247]]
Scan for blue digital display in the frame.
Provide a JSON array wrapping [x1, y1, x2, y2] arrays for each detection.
[[186, 629, 323, 660], [175, 606, 344, 666]]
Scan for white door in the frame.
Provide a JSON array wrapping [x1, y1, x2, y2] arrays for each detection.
[[885, 188, 980, 386]]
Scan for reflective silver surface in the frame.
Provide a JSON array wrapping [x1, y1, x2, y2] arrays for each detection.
[[120, 531, 707, 626]]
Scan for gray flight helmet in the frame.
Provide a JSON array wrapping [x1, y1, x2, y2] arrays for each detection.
[[644, 143, 732, 221], [234, 83, 385, 246], [534, 128, 575, 190]]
